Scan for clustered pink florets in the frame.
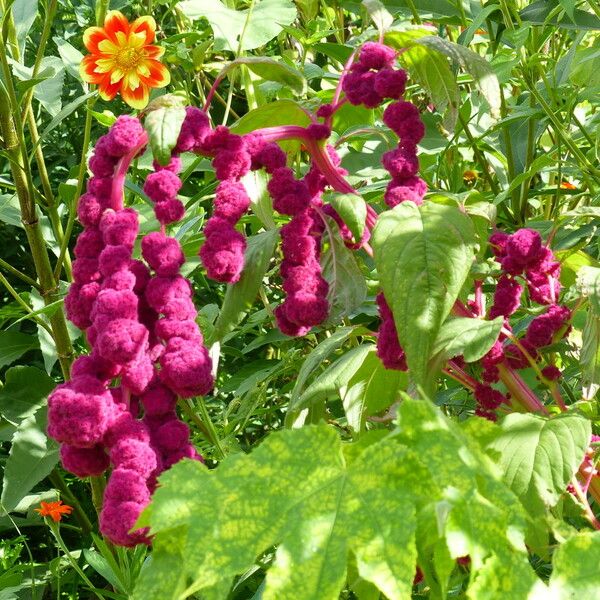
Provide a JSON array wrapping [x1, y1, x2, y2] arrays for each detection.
[[375, 293, 407, 371], [473, 228, 570, 418], [51, 115, 213, 546]]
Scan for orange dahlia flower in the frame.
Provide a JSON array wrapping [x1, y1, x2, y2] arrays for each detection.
[[80, 11, 170, 110]]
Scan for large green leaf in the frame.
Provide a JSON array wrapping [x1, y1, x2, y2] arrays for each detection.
[[372, 202, 476, 387], [179, 0, 297, 52], [137, 398, 541, 599], [0, 331, 38, 370], [144, 101, 187, 166], [210, 229, 279, 343], [0, 366, 54, 426], [395, 400, 539, 598], [12, 0, 38, 57], [135, 426, 418, 600], [488, 413, 591, 511], [0, 406, 59, 514], [321, 217, 368, 324], [545, 532, 600, 598]]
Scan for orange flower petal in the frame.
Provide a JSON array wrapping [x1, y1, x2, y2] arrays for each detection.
[[140, 60, 170, 88], [103, 10, 130, 43], [83, 26, 108, 53], [144, 45, 165, 60], [121, 82, 150, 110], [98, 76, 121, 101], [130, 15, 156, 45], [80, 55, 104, 83]]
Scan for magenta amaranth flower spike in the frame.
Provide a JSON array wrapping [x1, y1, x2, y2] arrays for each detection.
[[440, 228, 572, 421], [48, 114, 216, 546]]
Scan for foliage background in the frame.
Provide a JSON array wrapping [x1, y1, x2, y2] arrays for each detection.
[[0, 0, 600, 598]]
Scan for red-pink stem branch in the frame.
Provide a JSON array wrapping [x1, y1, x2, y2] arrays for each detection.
[[112, 133, 148, 210]]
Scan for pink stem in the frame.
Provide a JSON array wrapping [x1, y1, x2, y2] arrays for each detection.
[[497, 364, 549, 414], [203, 73, 226, 113], [111, 132, 148, 210], [443, 367, 475, 391], [447, 359, 479, 389], [474, 280, 484, 316], [327, 50, 358, 127]]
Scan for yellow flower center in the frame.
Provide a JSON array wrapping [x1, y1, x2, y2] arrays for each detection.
[[115, 47, 142, 70]]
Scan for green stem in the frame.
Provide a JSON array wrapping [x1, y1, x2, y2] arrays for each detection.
[[20, 0, 58, 122], [518, 93, 537, 224], [0, 256, 40, 288], [458, 114, 500, 195], [48, 521, 107, 599], [0, 45, 73, 380], [48, 469, 93, 534], [404, 0, 422, 23], [96, 0, 111, 25], [90, 475, 106, 516], [524, 79, 600, 185], [500, 93, 519, 221], [0, 271, 54, 335], [183, 397, 226, 461], [54, 105, 94, 281]]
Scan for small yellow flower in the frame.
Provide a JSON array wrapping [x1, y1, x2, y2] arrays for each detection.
[[80, 11, 170, 110]]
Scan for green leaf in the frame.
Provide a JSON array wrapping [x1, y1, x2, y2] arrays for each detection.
[[179, 0, 297, 52], [136, 426, 418, 600], [231, 99, 311, 154], [414, 36, 501, 120], [31, 91, 96, 157], [295, 0, 319, 21], [0, 331, 38, 369], [546, 531, 600, 598], [432, 316, 503, 363], [144, 103, 187, 166], [321, 217, 368, 324], [581, 310, 600, 401], [372, 202, 476, 387], [53, 36, 84, 82], [576, 265, 600, 313], [139, 398, 540, 599], [342, 350, 406, 431], [385, 30, 460, 130], [211, 229, 279, 343], [10, 56, 65, 116], [219, 56, 306, 95], [11, 0, 38, 58], [488, 413, 591, 511], [0, 366, 54, 426], [294, 344, 374, 413], [520, 0, 600, 30], [362, 0, 393, 35], [0, 406, 59, 514], [286, 326, 359, 425], [327, 193, 367, 241]]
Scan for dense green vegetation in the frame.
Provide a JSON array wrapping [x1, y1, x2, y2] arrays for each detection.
[[1, 0, 600, 598]]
